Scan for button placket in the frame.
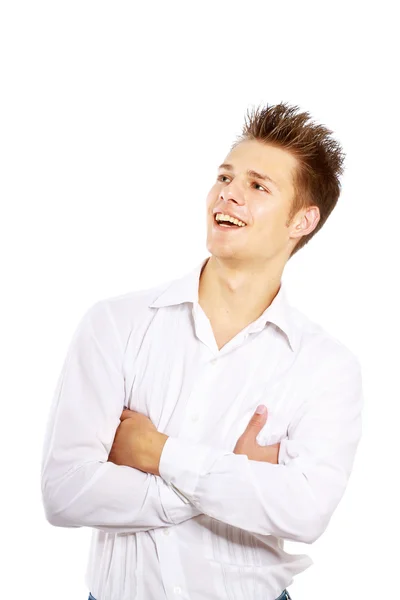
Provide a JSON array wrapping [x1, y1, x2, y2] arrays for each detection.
[[180, 356, 221, 435], [155, 528, 187, 600]]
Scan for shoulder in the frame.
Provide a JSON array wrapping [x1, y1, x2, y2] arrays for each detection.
[[288, 303, 362, 375], [81, 279, 172, 340]]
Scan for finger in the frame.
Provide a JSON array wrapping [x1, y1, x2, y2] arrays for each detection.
[[120, 408, 136, 421], [243, 405, 268, 437]]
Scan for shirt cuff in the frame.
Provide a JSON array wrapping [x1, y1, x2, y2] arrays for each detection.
[[158, 436, 225, 504], [157, 477, 203, 525], [278, 437, 300, 466]]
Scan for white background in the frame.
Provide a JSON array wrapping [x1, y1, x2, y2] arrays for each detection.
[[1, 1, 399, 599]]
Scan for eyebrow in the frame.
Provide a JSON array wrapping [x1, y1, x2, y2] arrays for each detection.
[[218, 163, 280, 191]]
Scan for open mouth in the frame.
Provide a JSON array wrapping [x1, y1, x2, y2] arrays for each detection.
[[213, 214, 246, 230]]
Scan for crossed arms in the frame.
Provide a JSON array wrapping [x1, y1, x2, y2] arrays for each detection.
[[41, 301, 363, 544]]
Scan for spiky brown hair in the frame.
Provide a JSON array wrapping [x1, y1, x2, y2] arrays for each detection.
[[231, 102, 346, 258]]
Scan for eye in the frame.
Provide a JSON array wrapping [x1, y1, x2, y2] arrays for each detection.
[[251, 182, 269, 193], [217, 175, 269, 193]]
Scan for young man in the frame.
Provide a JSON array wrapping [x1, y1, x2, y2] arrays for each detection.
[[41, 102, 363, 600]]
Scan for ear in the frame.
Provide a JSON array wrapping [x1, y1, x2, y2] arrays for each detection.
[[290, 205, 320, 241]]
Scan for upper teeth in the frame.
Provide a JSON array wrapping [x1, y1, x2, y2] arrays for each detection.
[[215, 213, 246, 227]]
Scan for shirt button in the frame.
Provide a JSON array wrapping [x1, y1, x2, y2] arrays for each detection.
[[191, 413, 199, 422], [210, 358, 217, 365], [163, 529, 170, 536], [173, 586, 182, 594]]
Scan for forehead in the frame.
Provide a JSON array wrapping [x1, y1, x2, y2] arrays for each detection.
[[223, 139, 298, 195]]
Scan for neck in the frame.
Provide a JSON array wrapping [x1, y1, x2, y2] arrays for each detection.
[[198, 255, 284, 325]]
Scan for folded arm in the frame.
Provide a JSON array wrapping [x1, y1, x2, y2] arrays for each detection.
[[41, 300, 201, 533], [158, 352, 363, 544]]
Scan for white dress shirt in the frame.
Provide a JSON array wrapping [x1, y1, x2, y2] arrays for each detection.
[[41, 256, 363, 600]]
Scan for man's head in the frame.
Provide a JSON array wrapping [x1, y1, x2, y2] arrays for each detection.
[[206, 102, 345, 267]]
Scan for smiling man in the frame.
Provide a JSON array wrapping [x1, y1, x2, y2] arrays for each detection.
[[41, 102, 363, 600]]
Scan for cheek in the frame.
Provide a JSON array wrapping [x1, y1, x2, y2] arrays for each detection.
[[206, 184, 218, 200], [205, 190, 213, 210], [255, 208, 289, 241]]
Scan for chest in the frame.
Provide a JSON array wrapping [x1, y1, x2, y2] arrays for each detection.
[[201, 301, 256, 351], [124, 308, 303, 452], [211, 321, 249, 350]]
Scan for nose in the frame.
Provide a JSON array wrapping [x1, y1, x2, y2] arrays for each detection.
[[219, 180, 245, 206]]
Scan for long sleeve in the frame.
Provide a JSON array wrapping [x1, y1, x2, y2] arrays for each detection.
[[41, 300, 201, 533], [158, 351, 363, 544]]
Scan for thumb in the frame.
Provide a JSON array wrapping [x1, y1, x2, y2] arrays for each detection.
[[243, 405, 268, 437], [120, 407, 136, 421]]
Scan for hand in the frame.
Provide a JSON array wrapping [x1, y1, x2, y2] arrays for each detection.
[[119, 407, 158, 431], [107, 407, 168, 475], [233, 405, 280, 464]]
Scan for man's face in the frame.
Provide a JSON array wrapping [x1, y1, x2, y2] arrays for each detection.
[[206, 139, 303, 265]]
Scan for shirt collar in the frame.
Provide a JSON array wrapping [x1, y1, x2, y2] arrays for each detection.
[[149, 256, 297, 352]]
